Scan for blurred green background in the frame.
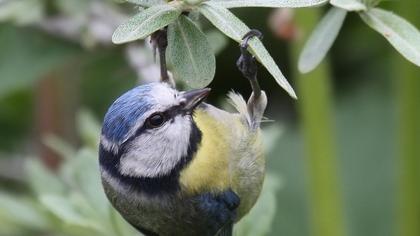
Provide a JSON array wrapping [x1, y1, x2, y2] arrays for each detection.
[[0, 1, 419, 236]]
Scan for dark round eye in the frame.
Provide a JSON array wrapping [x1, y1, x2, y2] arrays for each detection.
[[147, 113, 165, 128]]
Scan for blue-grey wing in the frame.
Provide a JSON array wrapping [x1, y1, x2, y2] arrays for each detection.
[[194, 189, 240, 236]]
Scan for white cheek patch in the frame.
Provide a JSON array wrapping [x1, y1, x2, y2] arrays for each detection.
[[119, 116, 192, 178]]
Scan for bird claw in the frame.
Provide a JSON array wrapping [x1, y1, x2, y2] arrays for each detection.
[[240, 29, 263, 50], [237, 29, 263, 99]]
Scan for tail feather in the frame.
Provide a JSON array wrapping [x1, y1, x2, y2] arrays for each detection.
[[227, 92, 251, 124], [227, 91, 267, 129]]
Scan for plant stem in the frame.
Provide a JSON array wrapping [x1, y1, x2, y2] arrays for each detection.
[[395, 2, 420, 236], [292, 8, 346, 236], [34, 63, 79, 170]]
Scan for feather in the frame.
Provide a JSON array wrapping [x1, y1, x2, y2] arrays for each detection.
[[227, 91, 267, 130], [227, 92, 252, 126]]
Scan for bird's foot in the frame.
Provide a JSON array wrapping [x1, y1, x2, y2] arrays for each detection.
[[236, 29, 263, 99]]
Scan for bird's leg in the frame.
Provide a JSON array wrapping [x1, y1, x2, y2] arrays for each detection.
[[237, 29, 267, 126], [151, 28, 174, 86], [236, 29, 263, 100]]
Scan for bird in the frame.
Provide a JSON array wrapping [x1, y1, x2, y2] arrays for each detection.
[[99, 30, 267, 236]]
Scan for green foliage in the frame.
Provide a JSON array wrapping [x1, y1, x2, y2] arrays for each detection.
[[26, 158, 66, 196], [199, 2, 297, 98], [205, 29, 229, 55], [330, 0, 367, 11], [124, 0, 164, 7], [112, 4, 182, 44], [113, 0, 327, 98], [298, 7, 347, 73], [0, 111, 139, 236], [361, 8, 420, 67], [0, 91, 32, 150], [298, 0, 420, 73], [0, 0, 44, 25], [207, 0, 328, 8], [0, 193, 49, 231], [0, 25, 80, 99], [168, 15, 216, 88], [76, 109, 102, 149]]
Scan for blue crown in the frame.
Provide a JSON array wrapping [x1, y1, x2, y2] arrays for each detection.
[[102, 84, 155, 143]]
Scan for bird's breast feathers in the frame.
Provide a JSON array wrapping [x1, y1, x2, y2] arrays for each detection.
[[179, 93, 265, 217]]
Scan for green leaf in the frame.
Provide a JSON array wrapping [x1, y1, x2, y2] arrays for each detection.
[[39, 194, 101, 230], [43, 135, 77, 160], [69, 148, 109, 217], [0, 193, 49, 230], [124, 0, 164, 7], [361, 0, 382, 7], [199, 2, 297, 98], [25, 158, 66, 196], [0, 0, 44, 25], [168, 15, 216, 88], [210, 0, 328, 8], [206, 29, 229, 55], [360, 8, 420, 67], [330, 0, 367, 11], [112, 4, 181, 44], [298, 7, 347, 73], [76, 109, 101, 149]]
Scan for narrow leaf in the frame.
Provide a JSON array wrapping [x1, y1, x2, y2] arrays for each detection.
[[168, 15, 216, 88], [206, 29, 229, 55], [69, 148, 110, 217], [76, 109, 101, 149], [199, 2, 297, 98], [39, 194, 100, 230], [43, 135, 77, 160], [210, 0, 328, 8], [40, 195, 86, 225], [25, 158, 66, 196], [112, 4, 181, 44], [330, 0, 367, 11], [298, 7, 347, 73], [124, 0, 163, 7], [361, 8, 420, 67], [0, 193, 49, 230]]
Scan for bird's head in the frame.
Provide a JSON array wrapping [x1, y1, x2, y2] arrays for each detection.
[[99, 82, 210, 193]]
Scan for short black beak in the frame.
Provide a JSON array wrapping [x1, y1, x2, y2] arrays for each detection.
[[180, 88, 211, 112]]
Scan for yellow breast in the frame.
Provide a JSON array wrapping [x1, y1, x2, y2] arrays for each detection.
[[179, 103, 266, 219], [179, 108, 234, 195]]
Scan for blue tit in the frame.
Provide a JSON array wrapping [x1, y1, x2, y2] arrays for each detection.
[[99, 81, 267, 236]]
